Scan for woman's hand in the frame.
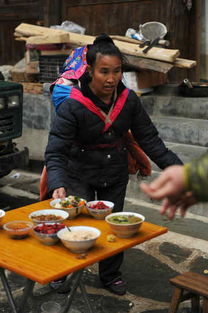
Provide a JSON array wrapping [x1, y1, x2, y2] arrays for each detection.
[[52, 187, 66, 199]]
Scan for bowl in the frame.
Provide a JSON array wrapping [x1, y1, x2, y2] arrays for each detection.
[[29, 209, 69, 224], [3, 220, 33, 239], [33, 222, 66, 245], [105, 212, 145, 238], [0, 209, 6, 225], [50, 197, 86, 219], [86, 200, 114, 220], [57, 226, 101, 254]]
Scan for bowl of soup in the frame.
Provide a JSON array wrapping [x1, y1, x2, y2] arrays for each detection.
[[105, 212, 145, 238]]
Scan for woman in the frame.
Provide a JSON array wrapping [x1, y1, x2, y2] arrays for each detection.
[[45, 34, 182, 295]]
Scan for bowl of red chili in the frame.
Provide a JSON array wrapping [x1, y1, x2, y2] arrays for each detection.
[[86, 200, 114, 220], [33, 222, 66, 245]]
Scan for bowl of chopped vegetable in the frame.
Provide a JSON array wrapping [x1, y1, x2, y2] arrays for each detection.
[[29, 209, 69, 224], [86, 200, 114, 220], [105, 212, 145, 238], [33, 222, 66, 245], [3, 220, 33, 239], [50, 195, 86, 219], [57, 226, 101, 253]]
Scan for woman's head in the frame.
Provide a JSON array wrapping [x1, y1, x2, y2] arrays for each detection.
[[87, 34, 125, 101], [86, 34, 125, 68]]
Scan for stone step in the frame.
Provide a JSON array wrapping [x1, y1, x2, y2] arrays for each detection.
[[141, 95, 208, 120], [151, 116, 208, 147]]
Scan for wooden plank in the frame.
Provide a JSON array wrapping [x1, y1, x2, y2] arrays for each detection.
[[125, 55, 173, 73], [26, 33, 70, 44], [174, 58, 197, 69], [15, 23, 180, 63], [110, 35, 170, 47], [14, 23, 196, 69], [68, 32, 180, 63]]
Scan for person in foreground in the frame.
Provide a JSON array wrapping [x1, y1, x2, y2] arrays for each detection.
[[140, 153, 208, 219], [45, 34, 182, 295]]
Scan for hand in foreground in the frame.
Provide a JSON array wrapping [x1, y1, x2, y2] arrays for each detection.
[[52, 187, 66, 199], [160, 191, 197, 219], [140, 165, 185, 201], [140, 165, 196, 219]]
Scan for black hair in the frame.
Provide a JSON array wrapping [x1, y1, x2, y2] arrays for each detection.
[[86, 34, 126, 68]]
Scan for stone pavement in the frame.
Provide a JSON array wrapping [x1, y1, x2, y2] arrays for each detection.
[[0, 168, 207, 313]]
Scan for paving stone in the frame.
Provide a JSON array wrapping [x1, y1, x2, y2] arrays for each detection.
[[121, 248, 178, 302], [159, 242, 192, 264], [190, 256, 208, 274]]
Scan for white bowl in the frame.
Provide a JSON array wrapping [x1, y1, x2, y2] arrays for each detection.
[[29, 209, 69, 224], [33, 222, 66, 245], [0, 209, 6, 225], [57, 226, 101, 253], [50, 198, 85, 219], [86, 200, 114, 220], [105, 212, 145, 238]]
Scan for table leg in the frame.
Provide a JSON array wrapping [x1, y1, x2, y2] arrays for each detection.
[[62, 270, 83, 313], [62, 269, 94, 313], [17, 279, 35, 313], [0, 268, 18, 313]]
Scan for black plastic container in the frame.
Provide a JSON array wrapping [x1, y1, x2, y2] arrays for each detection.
[[178, 82, 208, 97]]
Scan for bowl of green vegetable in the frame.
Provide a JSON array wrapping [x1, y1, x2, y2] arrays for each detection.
[[105, 212, 145, 238]]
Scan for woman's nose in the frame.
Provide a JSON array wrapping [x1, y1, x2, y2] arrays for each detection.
[[106, 74, 114, 82]]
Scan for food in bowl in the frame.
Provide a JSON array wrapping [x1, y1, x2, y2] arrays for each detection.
[[29, 209, 69, 224], [33, 222, 65, 245], [86, 200, 114, 220], [50, 195, 86, 219], [105, 212, 145, 238], [107, 214, 142, 224], [3, 220, 33, 239], [57, 226, 101, 253]]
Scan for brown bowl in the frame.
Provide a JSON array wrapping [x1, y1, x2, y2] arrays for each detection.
[[105, 212, 145, 238]]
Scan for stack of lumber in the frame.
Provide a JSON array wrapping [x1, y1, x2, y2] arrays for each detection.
[[14, 23, 196, 74]]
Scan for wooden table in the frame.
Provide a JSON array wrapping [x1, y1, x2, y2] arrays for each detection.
[[0, 200, 168, 313]]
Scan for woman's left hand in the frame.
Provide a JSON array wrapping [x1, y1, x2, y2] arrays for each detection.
[[52, 187, 66, 199]]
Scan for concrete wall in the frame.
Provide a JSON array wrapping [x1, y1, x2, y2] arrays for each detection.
[[16, 92, 53, 161]]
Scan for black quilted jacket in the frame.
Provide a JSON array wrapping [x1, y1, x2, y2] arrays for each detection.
[[45, 81, 182, 193]]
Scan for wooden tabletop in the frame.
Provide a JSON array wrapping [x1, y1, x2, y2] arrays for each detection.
[[0, 200, 167, 284]]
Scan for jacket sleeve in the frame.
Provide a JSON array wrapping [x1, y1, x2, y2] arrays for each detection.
[[184, 153, 208, 201], [130, 93, 183, 169], [45, 100, 77, 193]]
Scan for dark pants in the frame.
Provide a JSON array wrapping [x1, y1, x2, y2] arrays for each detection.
[[66, 175, 128, 285]]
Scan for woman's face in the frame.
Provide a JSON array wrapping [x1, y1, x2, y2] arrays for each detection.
[[89, 54, 122, 100]]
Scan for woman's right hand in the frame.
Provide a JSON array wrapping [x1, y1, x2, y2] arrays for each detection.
[[52, 187, 66, 199]]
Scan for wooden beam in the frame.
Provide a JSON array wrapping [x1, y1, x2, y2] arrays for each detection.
[[124, 55, 173, 73], [15, 23, 180, 63], [174, 58, 197, 69]]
